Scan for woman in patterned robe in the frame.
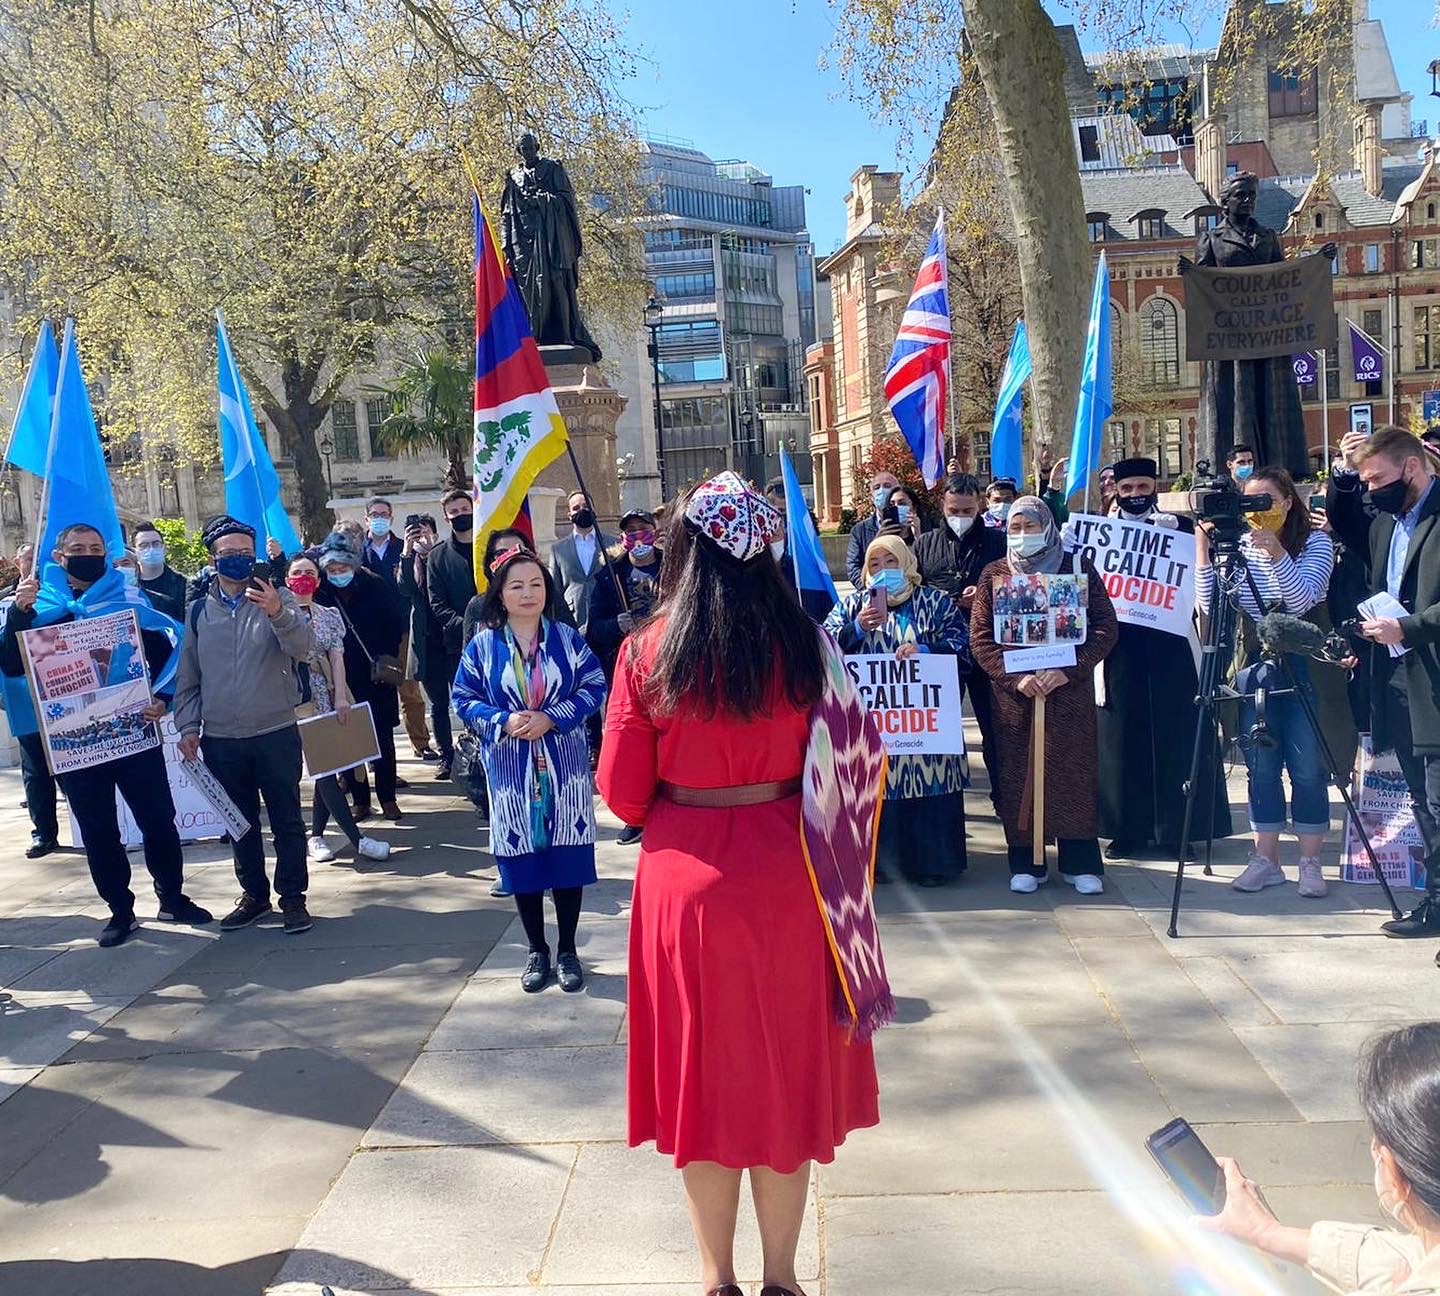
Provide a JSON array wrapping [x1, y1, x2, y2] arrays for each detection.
[[825, 534, 970, 885]]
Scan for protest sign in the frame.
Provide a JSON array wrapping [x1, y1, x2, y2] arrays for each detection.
[[992, 571, 1088, 649], [299, 702, 381, 780], [1183, 255, 1336, 361], [844, 653, 964, 756], [21, 610, 159, 776], [1066, 513, 1197, 639], [1002, 643, 1077, 673], [1341, 735, 1425, 889]]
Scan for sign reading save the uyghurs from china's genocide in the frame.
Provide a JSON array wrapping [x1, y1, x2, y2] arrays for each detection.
[[1066, 513, 1197, 640], [1182, 254, 1336, 361], [844, 653, 963, 756]]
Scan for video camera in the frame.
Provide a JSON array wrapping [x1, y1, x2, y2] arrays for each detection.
[[1162, 461, 1271, 552]]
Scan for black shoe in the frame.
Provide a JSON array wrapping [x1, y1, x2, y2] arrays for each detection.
[[219, 894, 272, 931], [157, 895, 214, 925], [353, 804, 373, 822], [98, 913, 138, 947], [1105, 839, 1141, 860], [280, 899, 313, 935], [415, 748, 440, 762], [556, 951, 584, 992], [617, 825, 642, 845], [25, 838, 59, 859], [1383, 897, 1440, 939], [521, 950, 552, 993], [434, 759, 453, 781], [393, 776, 411, 790]]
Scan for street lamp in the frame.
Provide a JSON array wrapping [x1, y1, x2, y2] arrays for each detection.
[[643, 294, 666, 499], [319, 432, 335, 500]]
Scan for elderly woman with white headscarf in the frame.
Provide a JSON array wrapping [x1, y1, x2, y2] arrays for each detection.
[[968, 496, 1118, 895], [825, 533, 970, 886]]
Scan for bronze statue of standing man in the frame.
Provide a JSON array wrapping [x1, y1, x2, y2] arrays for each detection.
[[1185, 171, 1334, 478], [500, 132, 602, 363]]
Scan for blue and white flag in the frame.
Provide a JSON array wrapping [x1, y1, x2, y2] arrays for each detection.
[[6, 320, 59, 477], [779, 446, 838, 611], [1064, 253, 1113, 503], [989, 320, 1031, 487], [217, 311, 302, 555]]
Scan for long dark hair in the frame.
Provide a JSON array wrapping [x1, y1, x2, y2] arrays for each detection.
[[481, 527, 529, 578], [644, 491, 825, 718], [1359, 1023, 1440, 1220], [477, 550, 556, 631], [1251, 466, 1313, 559]]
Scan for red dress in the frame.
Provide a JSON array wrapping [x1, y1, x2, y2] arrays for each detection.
[[597, 631, 880, 1172]]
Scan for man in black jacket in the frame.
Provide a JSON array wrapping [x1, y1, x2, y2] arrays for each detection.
[[427, 489, 477, 668], [1329, 425, 1440, 941], [914, 473, 1006, 794], [132, 521, 187, 619], [398, 515, 453, 778]]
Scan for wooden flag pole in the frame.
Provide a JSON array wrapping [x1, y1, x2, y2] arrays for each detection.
[[1032, 691, 1047, 873]]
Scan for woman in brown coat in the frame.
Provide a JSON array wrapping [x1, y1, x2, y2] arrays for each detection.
[[969, 495, 1118, 895]]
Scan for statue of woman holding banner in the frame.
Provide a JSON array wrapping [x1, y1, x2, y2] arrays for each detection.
[[1184, 172, 1335, 479]]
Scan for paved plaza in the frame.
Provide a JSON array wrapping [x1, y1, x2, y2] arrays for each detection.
[[0, 744, 1422, 1295]]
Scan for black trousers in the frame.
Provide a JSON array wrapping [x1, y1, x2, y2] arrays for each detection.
[[421, 658, 455, 761], [57, 744, 183, 917], [17, 729, 58, 843], [312, 773, 361, 846], [202, 726, 308, 903], [1006, 837, 1104, 879], [351, 682, 399, 805], [1384, 679, 1440, 897]]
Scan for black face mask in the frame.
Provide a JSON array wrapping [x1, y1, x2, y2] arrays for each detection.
[[571, 508, 595, 530], [64, 554, 108, 584], [1117, 493, 1157, 516], [1367, 476, 1411, 516], [449, 513, 474, 535]]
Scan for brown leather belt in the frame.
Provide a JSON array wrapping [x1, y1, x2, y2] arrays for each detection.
[[657, 777, 803, 808]]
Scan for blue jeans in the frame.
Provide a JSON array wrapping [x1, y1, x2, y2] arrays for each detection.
[[1237, 655, 1329, 835]]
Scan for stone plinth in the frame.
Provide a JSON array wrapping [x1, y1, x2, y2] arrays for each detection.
[[534, 360, 625, 530]]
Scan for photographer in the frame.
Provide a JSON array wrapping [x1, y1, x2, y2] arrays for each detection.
[[1195, 467, 1334, 898], [1327, 425, 1440, 941]]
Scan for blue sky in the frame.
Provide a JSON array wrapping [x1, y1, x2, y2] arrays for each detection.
[[618, 0, 1438, 255]]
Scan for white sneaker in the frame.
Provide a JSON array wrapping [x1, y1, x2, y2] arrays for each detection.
[[1232, 853, 1286, 892], [307, 836, 335, 863], [356, 836, 390, 861], [1010, 873, 1040, 894], [1064, 873, 1105, 896], [1296, 856, 1328, 898]]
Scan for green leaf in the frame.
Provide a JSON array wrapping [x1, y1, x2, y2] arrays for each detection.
[[500, 410, 532, 434]]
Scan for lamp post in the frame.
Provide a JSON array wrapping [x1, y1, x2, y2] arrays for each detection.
[[319, 432, 335, 500], [1391, 226, 1403, 426], [643, 294, 666, 500]]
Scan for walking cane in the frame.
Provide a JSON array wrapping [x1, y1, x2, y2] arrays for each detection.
[[1032, 691, 1046, 872]]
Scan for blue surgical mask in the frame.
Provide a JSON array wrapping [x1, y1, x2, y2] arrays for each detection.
[[120, 567, 138, 587], [988, 501, 1011, 522], [896, 504, 912, 523], [369, 517, 391, 537], [137, 544, 165, 572], [873, 486, 894, 512], [1007, 532, 1048, 558], [327, 569, 355, 588], [1233, 464, 1254, 482], [870, 569, 907, 595]]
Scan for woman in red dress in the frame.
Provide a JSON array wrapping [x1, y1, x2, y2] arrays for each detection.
[[599, 472, 890, 1296]]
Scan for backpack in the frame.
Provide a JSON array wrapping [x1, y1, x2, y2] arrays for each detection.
[[188, 595, 312, 707]]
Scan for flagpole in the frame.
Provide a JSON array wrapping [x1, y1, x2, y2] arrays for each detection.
[[563, 441, 630, 613], [1320, 348, 1329, 466], [940, 208, 957, 470], [32, 319, 72, 555]]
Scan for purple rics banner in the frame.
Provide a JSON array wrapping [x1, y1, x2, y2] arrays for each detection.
[[1349, 320, 1385, 384], [1183, 254, 1337, 361], [1292, 352, 1318, 386]]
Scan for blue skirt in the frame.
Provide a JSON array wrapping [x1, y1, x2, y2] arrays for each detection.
[[497, 843, 597, 895]]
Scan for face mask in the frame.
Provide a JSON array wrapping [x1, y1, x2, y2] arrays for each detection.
[[1249, 504, 1288, 533], [623, 530, 656, 552], [988, 502, 1011, 522], [870, 568, 907, 596], [1232, 464, 1254, 482], [1368, 475, 1412, 516], [895, 504, 912, 524], [873, 486, 895, 512], [1117, 493, 1156, 516], [214, 553, 255, 582], [119, 567, 138, 588], [1007, 532, 1047, 558], [327, 569, 355, 588], [946, 515, 976, 539], [449, 513, 474, 534], [571, 508, 595, 530], [369, 517, 391, 537], [630, 543, 654, 561], [287, 572, 319, 598], [769, 539, 785, 561], [137, 544, 165, 572]]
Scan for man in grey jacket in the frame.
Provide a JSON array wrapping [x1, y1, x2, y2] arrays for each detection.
[[175, 516, 315, 934]]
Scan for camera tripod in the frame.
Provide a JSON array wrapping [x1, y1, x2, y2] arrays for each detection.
[[1167, 533, 1402, 937]]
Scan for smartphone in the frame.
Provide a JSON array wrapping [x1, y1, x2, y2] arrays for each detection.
[[1309, 493, 1325, 513], [405, 513, 422, 531], [865, 583, 887, 618], [1145, 1118, 1225, 1215], [880, 504, 900, 527]]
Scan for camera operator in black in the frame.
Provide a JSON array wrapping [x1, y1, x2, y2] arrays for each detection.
[[1328, 425, 1440, 941]]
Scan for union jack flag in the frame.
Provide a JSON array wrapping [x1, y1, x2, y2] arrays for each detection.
[[884, 212, 950, 487]]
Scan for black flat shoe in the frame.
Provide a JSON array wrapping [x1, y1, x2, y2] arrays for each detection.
[[1383, 897, 1440, 939], [521, 950, 552, 993], [1105, 839, 1141, 860], [556, 951, 584, 993], [708, 1287, 744, 1296]]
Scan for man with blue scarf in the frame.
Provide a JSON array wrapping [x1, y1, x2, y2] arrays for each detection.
[[0, 522, 212, 948]]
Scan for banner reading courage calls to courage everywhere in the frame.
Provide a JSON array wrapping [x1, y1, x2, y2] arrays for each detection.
[[1182, 254, 1336, 362], [1066, 513, 1197, 640]]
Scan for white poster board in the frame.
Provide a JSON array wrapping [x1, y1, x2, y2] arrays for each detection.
[[110, 716, 242, 845], [1065, 513, 1197, 639], [844, 653, 964, 756], [1341, 734, 1425, 889]]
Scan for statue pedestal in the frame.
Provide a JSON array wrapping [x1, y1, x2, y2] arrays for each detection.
[[534, 360, 626, 530]]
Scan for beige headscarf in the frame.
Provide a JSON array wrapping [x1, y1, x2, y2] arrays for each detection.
[[863, 534, 921, 607]]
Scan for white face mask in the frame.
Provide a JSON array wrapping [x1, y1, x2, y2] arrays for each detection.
[[946, 515, 976, 539], [1007, 532, 1047, 558], [769, 539, 785, 561], [988, 501, 1012, 522]]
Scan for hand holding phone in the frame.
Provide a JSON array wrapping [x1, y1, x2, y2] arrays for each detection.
[[1145, 1118, 1226, 1215]]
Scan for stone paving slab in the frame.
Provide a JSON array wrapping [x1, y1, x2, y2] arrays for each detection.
[[426, 975, 627, 1051], [1233, 1023, 1383, 1122], [0, 991, 132, 1069]]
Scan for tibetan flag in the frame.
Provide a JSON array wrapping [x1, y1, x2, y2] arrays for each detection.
[[1064, 253, 1113, 503], [1348, 319, 1385, 385], [471, 196, 568, 589], [217, 311, 302, 556], [6, 320, 60, 476], [989, 320, 1031, 487]]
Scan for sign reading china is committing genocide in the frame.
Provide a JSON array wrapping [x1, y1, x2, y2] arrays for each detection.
[[1182, 254, 1336, 362]]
